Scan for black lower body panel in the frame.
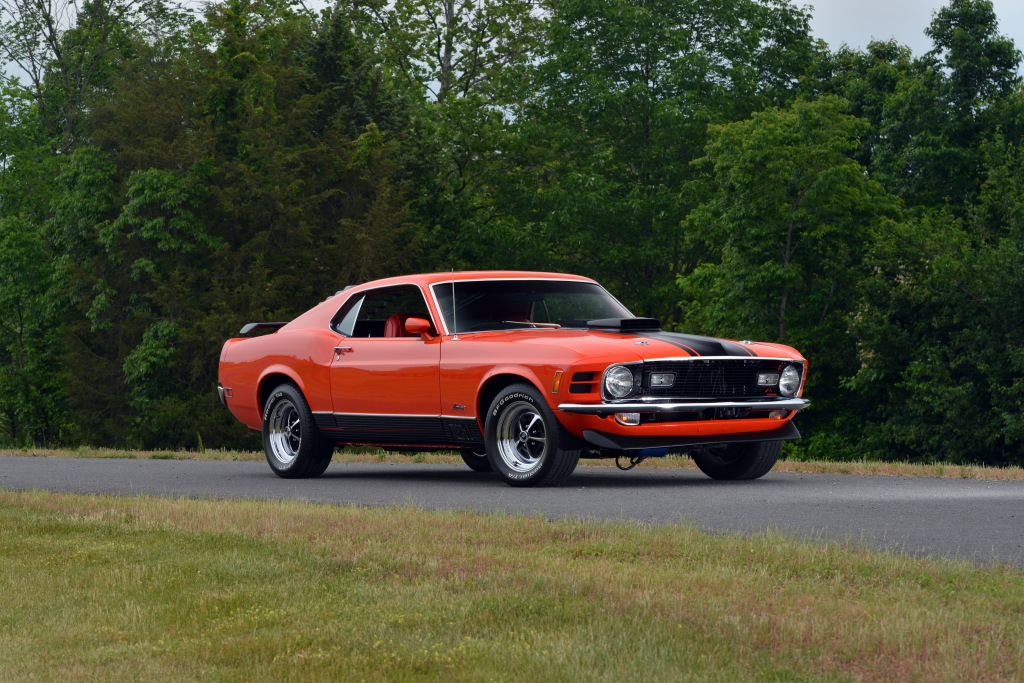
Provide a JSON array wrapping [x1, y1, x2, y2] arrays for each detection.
[[312, 413, 484, 448], [581, 421, 801, 451]]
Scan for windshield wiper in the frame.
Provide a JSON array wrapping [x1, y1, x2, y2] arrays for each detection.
[[499, 321, 562, 329]]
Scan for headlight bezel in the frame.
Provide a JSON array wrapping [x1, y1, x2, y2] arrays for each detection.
[[778, 364, 802, 397], [602, 364, 637, 400]]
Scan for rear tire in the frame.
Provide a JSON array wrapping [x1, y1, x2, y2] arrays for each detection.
[[691, 440, 781, 480], [262, 383, 333, 478], [459, 448, 492, 472], [485, 383, 580, 487]]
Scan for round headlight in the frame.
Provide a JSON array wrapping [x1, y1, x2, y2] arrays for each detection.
[[604, 365, 635, 399], [779, 365, 801, 397]]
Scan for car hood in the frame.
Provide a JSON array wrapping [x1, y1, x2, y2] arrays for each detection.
[[460, 328, 805, 362]]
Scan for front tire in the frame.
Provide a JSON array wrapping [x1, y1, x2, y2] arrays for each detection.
[[485, 384, 580, 487], [691, 440, 781, 480], [262, 383, 333, 478]]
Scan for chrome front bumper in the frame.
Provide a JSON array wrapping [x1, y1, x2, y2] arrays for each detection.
[[558, 398, 810, 414]]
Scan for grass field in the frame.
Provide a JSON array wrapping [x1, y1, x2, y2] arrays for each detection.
[[4, 446, 1024, 481], [1, 490, 1022, 681]]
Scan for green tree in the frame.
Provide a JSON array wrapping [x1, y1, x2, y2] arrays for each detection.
[[347, 0, 539, 102], [48, 0, 422, 448], [0, 215, 64, 444], [340, 0, 544, 268], [848, 136, 1024, 465], [0, 78, 67, 445], [481, 0, 820, 321], [0, 0, 186, 153], [873, 0, 1021, 206], [678, 96, 901, 448], [806, 39, 917, 170]]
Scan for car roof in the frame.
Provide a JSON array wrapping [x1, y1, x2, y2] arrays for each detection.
[[346, 270, 597, 292]]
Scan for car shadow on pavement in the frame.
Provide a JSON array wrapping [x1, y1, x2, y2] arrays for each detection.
[[314, 464, 792, 489]]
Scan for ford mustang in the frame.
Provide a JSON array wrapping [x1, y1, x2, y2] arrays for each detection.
[[217, 271, 809, 486]]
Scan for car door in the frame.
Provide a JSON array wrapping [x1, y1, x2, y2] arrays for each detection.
[[327, 285, 443, 444]]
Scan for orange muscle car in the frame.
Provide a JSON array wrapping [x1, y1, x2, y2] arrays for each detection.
[[217, 271, 809, 486]]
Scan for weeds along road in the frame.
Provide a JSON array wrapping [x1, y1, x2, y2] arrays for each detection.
[[2, 456, 1022, 566]]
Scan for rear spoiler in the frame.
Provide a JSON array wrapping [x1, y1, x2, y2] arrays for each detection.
[[238, 322, 289, 335]]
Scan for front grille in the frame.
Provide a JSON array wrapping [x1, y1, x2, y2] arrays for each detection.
[[640, 359, 793, 399]]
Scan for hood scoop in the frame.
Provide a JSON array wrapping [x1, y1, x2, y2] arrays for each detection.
[[584, 317, 662, 331]]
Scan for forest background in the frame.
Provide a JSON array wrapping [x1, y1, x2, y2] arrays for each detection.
[[2, 0, 1023, 465]]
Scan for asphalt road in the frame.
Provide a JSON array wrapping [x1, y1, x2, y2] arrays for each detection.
[[3, 456, 1023, 566]]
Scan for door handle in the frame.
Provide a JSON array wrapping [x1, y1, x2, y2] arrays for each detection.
[[334, 346, 353, 356]]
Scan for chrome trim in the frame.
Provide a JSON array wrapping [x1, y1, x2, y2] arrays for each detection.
[[327, 281, 439, 338], [558, 398, 810, 414], [311, 411, 477, 420], [638, 356, 805, 363], [597, 358, 804, 401], [607, 393, 805, 404], [217, 384, 228, 407], [428, 279, 452, 337], [427, 277, 618, 337], [431, 276, 593, 285]]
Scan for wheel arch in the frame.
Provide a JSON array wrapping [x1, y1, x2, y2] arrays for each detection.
[[258, 367, 307, 414], [476, 372, 544, 425]]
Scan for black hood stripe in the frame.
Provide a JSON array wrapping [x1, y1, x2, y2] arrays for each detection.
[[631, 331, 757, 357], [634, 332, 699, 356], [716, 336, 758, 357], [631, 332, 699, 355]]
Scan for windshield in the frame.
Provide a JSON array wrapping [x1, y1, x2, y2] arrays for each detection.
[[431, 279, 633, 334]]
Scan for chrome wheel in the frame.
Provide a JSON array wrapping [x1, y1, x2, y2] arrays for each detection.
[[494, 401, 548, 474], [485, 384, 581, 487], [261, 383, 333, 479], [267, 398, 301, 466]]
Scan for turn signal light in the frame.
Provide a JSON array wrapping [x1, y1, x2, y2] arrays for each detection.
[[552, 370, 564, 394]]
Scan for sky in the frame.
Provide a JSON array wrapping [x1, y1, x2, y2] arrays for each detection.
[[806, 0, 1024, 56]]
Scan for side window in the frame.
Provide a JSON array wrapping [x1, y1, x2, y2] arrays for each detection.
[[333, 296, 364, 336], [333, 286, 435, 338]]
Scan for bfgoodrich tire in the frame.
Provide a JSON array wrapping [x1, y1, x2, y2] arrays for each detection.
[[484, 384, 580, 487], [262, 383, 333, 478], [691, 440, 782, 480]]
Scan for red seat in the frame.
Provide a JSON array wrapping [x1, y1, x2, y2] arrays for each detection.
[[384, 314, 417, 338]]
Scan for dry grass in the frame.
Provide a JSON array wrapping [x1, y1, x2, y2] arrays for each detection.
[[4, 446, 1024, 480], [1, 490, 1022, 681]]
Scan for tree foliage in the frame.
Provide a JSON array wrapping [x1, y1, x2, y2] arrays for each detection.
[[1, 0, 1023, 465], [678, 96, 901, 444], [467, 0, 821, 321], [847, 137, 1024, 464]]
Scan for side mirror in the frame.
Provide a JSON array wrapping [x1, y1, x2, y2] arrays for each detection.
[[404, 317, 434, 341]]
